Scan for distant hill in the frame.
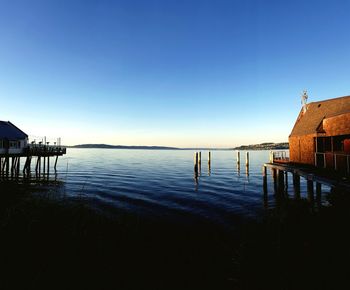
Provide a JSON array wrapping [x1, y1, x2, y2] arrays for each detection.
[[69, 142, 289, 151], [232, 142, 289, 150], [69, 144, 180, 150]]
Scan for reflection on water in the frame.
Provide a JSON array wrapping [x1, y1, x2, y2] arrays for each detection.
[[2, 149, 334, 228]]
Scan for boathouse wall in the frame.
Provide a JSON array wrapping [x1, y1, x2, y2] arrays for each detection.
[[289, 134, 315, 165], [323, 112, 350, 136]]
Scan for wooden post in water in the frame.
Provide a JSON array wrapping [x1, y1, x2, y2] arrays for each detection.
[[16, 157, 20, 178], [208, 151, 211, 165], [284, 171, 288, 190], [307, 178, 314, 201], [11, 157, 15, 178], [54, 156, 58, 171], [293, 173, 300, 198], [262, 165, 267, 194], [316, 182, 322, 206], [194, 152, 199, 173], [237, 151, 240, 165], [245, 152, 249, 167], [272, 168, 277, 193], [47, 156, 50, 177], [43, 157, 46, 177], [5, 156, 9, 178], [277, 169, 284, 194], [24, 156, 31, 177], [36, 156, 40, 175], [316, 182, 321, 195]]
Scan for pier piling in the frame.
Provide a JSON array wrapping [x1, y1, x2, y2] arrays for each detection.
[[307, 179, 314, 201], [277, 169, 285, 194], [54, 156, 58, 171], [262, 165, 267, 194], [293, 173, 301, 198], [194, 152, 199, 173]]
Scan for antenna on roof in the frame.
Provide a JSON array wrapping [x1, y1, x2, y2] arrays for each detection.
[[301, 90, 308, 113]]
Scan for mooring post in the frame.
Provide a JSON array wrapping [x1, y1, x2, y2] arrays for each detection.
[[237, 151, 240, 165], [262, 165, 267, 194], [208, 151, 211, 165], [245, 152, 249, 167], [198, 152, 201, 175], [194, 152, 198, 172]]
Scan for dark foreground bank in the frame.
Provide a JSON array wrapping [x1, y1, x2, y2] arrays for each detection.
[[0, 182, 350, 290]]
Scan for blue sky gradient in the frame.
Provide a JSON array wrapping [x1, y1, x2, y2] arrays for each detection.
[[1, 0, 350, 147]]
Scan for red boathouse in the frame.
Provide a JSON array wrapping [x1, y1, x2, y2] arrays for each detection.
[[289, 94, 350, 174]]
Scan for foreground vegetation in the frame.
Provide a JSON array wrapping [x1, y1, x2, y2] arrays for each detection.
[[0, 182, 349, 289]]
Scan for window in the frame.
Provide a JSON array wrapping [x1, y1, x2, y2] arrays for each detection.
[[9, 141, 20, 148]]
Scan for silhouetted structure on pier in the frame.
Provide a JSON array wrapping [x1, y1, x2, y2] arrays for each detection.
[[0, 121, 66, 179]]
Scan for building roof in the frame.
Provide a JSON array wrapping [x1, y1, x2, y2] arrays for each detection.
[[0, 121, 28, 140], [290, 95, 350, 137]]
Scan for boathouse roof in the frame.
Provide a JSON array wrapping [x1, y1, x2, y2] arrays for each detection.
[[290, 95, 350, 137], [0, 121, 28, 140]]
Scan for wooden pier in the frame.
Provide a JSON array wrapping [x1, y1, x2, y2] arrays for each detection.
[[262, 162, 350, 198], [0, 145, 66, 179]]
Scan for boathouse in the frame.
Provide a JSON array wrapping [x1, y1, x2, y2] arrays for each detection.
[[0, 121, 28, 154], [0, 120, 66, 179], [289, 95, 350, 173]]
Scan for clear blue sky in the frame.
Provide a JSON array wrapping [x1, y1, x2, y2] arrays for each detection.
[[1, 0, 350, 147]]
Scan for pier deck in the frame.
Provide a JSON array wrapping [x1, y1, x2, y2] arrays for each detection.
[[263, 162, 350, 194], [0, 145, 66, 179]]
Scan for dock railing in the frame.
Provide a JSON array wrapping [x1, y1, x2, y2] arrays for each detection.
[[270, 151, 290, 163], [26, 144, 66, 156], [315, 152, 350, 175]]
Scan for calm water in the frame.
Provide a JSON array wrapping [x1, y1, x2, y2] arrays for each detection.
[[48, 149, 330, 228]]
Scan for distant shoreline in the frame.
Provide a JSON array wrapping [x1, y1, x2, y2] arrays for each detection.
[[68, 142, 289, 151]]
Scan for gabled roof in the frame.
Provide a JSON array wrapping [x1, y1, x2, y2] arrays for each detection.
[[0, 121, 28, 140], [290, 95, 350, 137]]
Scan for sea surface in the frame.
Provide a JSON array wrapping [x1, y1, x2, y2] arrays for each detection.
[[48, 149, 330, 228]]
